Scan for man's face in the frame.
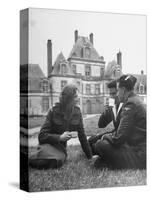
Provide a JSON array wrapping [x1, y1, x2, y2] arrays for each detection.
[[109, 87, 117, 99], [117, 87, 125, 102]]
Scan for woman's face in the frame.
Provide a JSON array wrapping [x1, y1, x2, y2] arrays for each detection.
[[73, 91, 79, 105]]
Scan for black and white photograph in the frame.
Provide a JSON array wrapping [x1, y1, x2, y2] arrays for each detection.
[[20, 8, 146, 192]]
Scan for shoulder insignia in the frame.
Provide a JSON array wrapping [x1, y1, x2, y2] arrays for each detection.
[[124, 107, 131, 111]]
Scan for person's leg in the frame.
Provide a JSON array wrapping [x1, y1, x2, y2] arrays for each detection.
[[94, 139, 115, 168], [88, 134, 104, 155], [95, 140, 143, 169], [29, 157, 66, 169], [29, 144, 67, 169]]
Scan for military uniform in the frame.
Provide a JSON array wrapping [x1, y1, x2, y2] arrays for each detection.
[[88, 98, 123, 153], [29, 103, 92, 169], [95, 92, 146, 169]]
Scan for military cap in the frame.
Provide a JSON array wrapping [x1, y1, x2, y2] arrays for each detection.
[[117, 74, 137, 91]]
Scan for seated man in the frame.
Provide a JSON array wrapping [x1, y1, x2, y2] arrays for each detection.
[[88, 80, 123, 155], [93, 75, 146, 169]]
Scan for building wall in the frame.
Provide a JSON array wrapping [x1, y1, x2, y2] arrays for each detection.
[[21, 93, 51, 116], [70, 59, 105, 77]]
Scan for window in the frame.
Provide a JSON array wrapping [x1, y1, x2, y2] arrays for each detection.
[[100, 67, 104, 78], [85, 65, 91, 76], [77, 81, 80, 92], [85, 47, 91, 58], [42, 80, 48, 92], [72, 64, 76, 74], [42, 97, 49, 113], [61, 64, 67, 74], [95, 84, 100, 95], [86, 84, 91, 94], [61, 80, 67, 91], [139, 84, 144, 94]]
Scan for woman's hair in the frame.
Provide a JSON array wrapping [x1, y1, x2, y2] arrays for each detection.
[[117, 75, 137, 91], [60, 84, 78, 109]]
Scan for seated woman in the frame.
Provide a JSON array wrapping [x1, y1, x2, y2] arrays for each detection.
[[93, 75, 146, 169], [29, 84, 92, 169]]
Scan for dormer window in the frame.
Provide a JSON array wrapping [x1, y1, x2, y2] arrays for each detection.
[[85, 47, 91, 58], [61, 63, 67, 75], [72, 52, 77, 57]]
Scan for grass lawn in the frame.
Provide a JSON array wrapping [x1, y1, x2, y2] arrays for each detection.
[[29, 145, 146, 192]]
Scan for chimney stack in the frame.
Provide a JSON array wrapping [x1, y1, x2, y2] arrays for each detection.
[[47, 40, 52, 77], [117, 50, 122, 68], [74, 30, 78, 43], [141, 70, 144, 75], [89, 33, 93, 44]]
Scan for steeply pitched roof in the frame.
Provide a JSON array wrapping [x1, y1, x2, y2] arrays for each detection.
[[28, 64, 45, 78], [68, 36, 104, 62], [52, 52, 74, 76], [104, 60, 122, 79], [20, 64, 46, 93]]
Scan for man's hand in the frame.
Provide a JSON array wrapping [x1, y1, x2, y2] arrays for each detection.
[[60, 131, 72, 142], [101, 133, 111, 141]]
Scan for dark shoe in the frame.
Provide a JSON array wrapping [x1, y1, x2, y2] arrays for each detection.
[[94, 157, 108, 169]]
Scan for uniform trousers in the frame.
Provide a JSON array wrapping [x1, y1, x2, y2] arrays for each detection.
[[93, 139, 146, 169]]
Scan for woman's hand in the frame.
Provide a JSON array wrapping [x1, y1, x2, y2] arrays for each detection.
[[60, 131, 72, 142]]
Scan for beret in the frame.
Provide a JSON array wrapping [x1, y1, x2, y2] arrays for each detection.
[[117, 75, 137, 90]]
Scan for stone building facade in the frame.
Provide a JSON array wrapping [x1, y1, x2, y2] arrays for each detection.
[[47, 30, 122, 114], [20, 30, 146, 116]]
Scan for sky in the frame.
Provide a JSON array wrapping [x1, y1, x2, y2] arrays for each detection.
[[21, 8, 147, 76]]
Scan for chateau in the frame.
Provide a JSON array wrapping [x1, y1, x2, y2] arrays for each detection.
[[20, 30, 146, 116]]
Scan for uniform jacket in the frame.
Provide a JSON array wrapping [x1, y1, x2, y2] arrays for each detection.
[[98, 102, 122, 131], [106, 92, 146, 148], [38, 103, 92, 159]]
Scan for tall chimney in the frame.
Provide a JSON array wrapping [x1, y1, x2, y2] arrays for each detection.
[[89, 33, 93, 44], [74, 30, 78, 43], [117, 50, 122, 68], [47, 40, 52, 77]]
